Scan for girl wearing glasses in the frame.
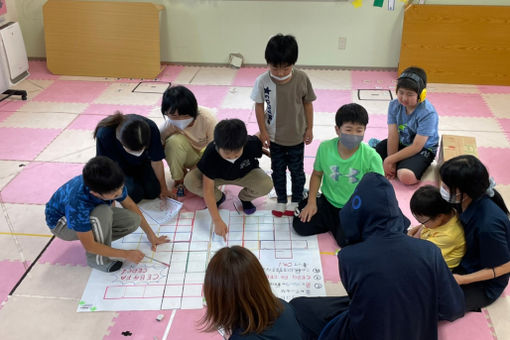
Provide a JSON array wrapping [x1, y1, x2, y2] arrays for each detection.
[[408, 185, 466, 270]]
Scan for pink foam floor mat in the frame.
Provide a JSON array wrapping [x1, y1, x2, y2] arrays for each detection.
[[167, 309, 222, 340], [438, 312, 495, 340], [184, 85, 230, 109], [313, 89, 353, 113], [477, 147, 510, 185], [351, 70, 398, 90], [1, 162, 84, 204], [67, 114, 109, 130], [427, 93, 493, 118], [104, 310, 171, 340], [0, 260, 27, 305], [478, 85, 510, 94], [0, 127, 61, 161], [33, 80, 110, 103], [37, 238, 87, 267], [28, 61, 61, 80], [0, 100, 27, 117], [231, 67, 266, 87], [81, 103, 154, 116], [216, 108, 252, 122], [497, 118, 510, 142], [157, 65, 187, 82]]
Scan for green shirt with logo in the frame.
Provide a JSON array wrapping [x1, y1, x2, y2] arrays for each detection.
[[314, 138, 384, 208]]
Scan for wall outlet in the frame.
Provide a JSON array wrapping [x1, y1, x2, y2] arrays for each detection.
[[338, 37, 347, 50]]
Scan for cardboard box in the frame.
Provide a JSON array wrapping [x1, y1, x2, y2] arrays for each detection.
[[438, 135, 478, 165]]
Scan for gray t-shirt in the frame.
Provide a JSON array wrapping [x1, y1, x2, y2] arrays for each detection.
[[251, 69, 316, 146]]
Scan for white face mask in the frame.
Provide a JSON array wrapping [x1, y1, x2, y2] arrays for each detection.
[[225, 157, 239, 164], [168, 117, 193, 130], [440, 186, 461, 204], [123, 146, 144, 157], [270, 71, 293, 81]]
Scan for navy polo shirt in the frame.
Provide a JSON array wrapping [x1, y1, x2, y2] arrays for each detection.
[[95, 115, 165, 174], [459, 195, 510, 301]]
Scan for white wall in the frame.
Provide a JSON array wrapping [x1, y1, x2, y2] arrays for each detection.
[[14, 0, 510, 68]]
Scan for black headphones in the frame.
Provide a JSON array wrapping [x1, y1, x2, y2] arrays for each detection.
[[398, 72, 427, 102]]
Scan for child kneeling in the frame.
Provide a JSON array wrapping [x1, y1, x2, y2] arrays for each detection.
[[45, 156, 169, 272], [408, 185, 466, 270]]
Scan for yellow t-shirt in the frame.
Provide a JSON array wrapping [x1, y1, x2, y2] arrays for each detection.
[[420, 215, 466, 269]]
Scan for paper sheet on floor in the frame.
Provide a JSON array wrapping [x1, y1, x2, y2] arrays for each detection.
[[78, 209, 326, 311], [138, 198, 183, 224]]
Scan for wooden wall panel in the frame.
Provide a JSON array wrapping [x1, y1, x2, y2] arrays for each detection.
[[399, 5, 510, 85], [43, 0, 162, 79]]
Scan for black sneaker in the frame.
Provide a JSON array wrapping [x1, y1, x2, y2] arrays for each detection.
[[107, 260, 123, 273], [216, 192, 226, 207], [240, 200, 256, 215]]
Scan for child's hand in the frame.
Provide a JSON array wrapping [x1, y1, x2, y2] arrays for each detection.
[[407, 225, 422, 238], [149, 234, 170, 251], [259, 131, 271, 148], [299, 203, 317, 222], [383, 158, 396, 179], [160, 187, 177, 200], [304, 128, 313, 145], [125, 249, 145, 264], [452, 273, 465, 285], [214, 219, 229, 242]]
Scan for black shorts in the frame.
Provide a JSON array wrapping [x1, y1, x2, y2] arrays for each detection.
[[375, 139, 436, 180]]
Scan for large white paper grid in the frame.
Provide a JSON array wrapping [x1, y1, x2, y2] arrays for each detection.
[[78, 209, 326, 311]]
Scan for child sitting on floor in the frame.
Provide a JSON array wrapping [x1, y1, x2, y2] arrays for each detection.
[[293, 103, 384, 247], [408, 185, 466, 270], [370, 66, 439, 185]]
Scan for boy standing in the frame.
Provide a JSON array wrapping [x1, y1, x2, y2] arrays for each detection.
[[370, 66, 439, 185], [293, 103, 383, 247], [184, 119, 273, 240], [45, 156, 169, 272], [251, 34, 316, 217]]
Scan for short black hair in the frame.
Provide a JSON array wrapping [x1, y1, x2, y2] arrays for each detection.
[[265, 34, 298, 67], [214, 119, 248, 151], [83, 156, 125, 194], [410, 185, 453, 219], [397, 66, 427, 95], [335, 103, 369, 128], [161, 85, 198, 118], [440, 155, 509, 215]]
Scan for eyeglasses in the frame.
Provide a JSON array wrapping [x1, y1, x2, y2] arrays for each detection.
[[413, 215, 432, 225]]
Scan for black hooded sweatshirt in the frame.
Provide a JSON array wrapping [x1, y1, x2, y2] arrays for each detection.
[[319, 172, 465, 340]]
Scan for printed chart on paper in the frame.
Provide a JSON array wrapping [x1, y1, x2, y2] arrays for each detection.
[[79, 208, 326, 311]]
